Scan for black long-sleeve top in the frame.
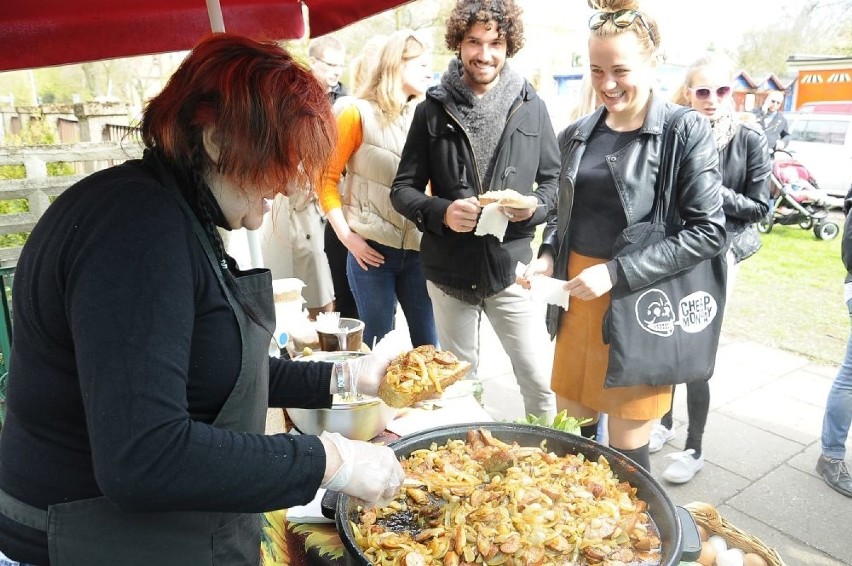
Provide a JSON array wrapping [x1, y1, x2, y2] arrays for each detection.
[[0, 155, 334, 563]]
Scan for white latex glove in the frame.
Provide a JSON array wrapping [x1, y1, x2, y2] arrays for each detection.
[[353, 352, 390, 398], [330, 353, 391, 399], [319, 432, 404, 508]]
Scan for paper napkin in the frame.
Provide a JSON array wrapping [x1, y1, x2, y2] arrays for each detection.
[[515, 262, 570, 309], [474, 202, 509, 242]]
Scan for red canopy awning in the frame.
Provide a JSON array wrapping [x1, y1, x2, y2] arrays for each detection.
[[0, 0, 408, 72]]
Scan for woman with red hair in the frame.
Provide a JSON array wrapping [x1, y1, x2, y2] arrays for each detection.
[[0, 33, 402, 565]]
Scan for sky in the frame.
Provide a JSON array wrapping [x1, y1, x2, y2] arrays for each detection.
[[646, 0, 768, 57], [644, 0, 850, 62], [517, 0, 813, 69]]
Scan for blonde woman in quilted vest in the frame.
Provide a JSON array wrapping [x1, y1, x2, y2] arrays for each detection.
[[320, 30, 438, 348]]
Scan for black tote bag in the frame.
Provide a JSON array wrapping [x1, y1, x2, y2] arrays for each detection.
[[603, 108, 727, 388]]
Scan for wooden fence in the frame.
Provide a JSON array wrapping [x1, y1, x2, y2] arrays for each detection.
[[0, 141, 144, 267], [0, 142, 144, 409]]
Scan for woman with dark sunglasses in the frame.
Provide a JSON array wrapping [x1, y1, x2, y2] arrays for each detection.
[[523, 0, 726, 472], [649, 53, 771, 483]]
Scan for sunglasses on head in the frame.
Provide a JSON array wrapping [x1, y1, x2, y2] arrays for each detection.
[[588, 9, 657, 46], [689, 85, 732, 100]]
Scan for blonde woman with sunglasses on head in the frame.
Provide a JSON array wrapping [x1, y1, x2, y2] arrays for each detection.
[[524, 0, 726, 472], [649, 53, 771, 483]]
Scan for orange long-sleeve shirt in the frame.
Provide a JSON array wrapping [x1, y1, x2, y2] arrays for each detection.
[[319, 104, 363, 213]]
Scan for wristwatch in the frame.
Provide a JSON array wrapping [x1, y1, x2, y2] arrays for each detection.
[[333, 361, 348, 395]]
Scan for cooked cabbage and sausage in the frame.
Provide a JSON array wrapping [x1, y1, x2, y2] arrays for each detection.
[[351, 429, 661, 565]]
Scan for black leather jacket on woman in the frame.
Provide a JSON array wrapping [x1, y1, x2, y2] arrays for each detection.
[[718, 121, 771, 261], [541, 97, 726, 335]]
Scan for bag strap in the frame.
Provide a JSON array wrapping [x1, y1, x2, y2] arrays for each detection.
[[652, 106, 691, 224]]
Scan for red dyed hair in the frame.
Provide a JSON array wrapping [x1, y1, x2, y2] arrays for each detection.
[[142, 33, 335, 194]]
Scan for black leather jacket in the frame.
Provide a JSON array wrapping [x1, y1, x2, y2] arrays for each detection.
[[719, 121, 771, 261], [391, 80, 559, 297], [751, 108, 790, 150], [542, 98, 726, 334]]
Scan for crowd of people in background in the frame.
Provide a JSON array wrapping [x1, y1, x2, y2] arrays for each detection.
[[1, 0, 850, 562], [243, 0, 852, 496]]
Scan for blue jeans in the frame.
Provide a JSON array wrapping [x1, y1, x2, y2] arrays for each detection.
[[821, 298, 852, 460], [347, 242, 437, 348]]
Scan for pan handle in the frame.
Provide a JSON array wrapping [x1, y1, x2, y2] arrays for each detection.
[[321, 490, 341, 520], [676, 505, 702, 561]]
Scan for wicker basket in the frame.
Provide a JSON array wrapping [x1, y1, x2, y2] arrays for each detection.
[[685, 501, 786, 566]]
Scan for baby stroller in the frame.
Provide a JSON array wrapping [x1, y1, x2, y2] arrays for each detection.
[[757, 149, 840, 240]]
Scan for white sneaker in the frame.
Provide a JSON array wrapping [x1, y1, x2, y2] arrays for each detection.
[[662, 449, 705, 483], [649, 423, 675, 454]]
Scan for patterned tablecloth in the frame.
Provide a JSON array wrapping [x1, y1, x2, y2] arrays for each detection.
[[260, 430, 399, 566], [261, 511, 345, 566]]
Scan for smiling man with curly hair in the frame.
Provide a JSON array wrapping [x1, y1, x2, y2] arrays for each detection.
[[390, 0, 559, 420], [444, 0, 525, 59]]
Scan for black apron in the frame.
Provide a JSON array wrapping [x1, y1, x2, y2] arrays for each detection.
[[0, 193, 275, 565]]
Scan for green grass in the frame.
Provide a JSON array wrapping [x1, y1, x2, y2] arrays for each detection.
[[724, 218, 848, 365]]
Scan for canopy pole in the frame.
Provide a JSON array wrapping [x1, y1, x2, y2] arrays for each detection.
[[205, 0, 226, 32], [205, 0, 265, 269]]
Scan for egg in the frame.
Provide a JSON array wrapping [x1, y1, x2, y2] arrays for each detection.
[[696, 540, 717, 566], [743, 553, 769, 566], [697, 524, 709, 541], [708, 534, 729, 554], [715, 548, 745, 566]]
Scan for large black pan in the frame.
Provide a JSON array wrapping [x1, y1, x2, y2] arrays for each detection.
[[335, 422, 699, 566]]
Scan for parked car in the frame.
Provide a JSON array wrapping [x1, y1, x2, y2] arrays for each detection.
[[797, 101, 852, 114], [784, 112, 852, 198]]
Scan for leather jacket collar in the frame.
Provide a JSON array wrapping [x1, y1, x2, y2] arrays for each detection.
[[570, 91, 669, 142]]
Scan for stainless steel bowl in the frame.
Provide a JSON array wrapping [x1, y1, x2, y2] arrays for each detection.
[[287, 396, 397, 441], [287, 351, 397, 441]]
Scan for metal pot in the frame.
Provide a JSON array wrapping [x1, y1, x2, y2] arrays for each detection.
[[334, 422, 699, 565]]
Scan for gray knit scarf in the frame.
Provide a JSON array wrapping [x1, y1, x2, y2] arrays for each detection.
[[441, 58, 524, 189]]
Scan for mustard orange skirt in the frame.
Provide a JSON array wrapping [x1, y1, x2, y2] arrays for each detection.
[[550, 251, 672, 420]]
